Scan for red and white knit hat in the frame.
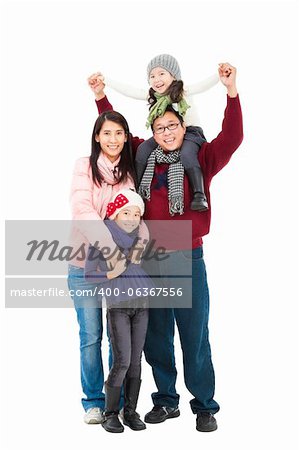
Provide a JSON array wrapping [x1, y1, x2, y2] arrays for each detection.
[[106, 189, 145, 220]]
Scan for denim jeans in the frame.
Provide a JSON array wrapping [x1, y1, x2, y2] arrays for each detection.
[[68, 265, 108, 411], [144, 247, 220, 415]]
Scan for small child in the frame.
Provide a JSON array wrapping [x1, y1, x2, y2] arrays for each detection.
[[93, 54, 219, 212], [85, 189, 153, 433]]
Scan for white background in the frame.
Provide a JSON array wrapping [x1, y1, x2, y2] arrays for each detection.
[[1, 0, 299, 449]]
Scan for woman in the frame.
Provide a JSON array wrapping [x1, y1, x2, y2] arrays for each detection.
[[68, 111, 148, 424]]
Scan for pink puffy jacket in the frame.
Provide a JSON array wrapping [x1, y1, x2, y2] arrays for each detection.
[[69, 157, 148, 268]]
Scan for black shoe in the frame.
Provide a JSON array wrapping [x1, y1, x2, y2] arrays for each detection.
[[196, 412, 218, 432], [190, 193, 209, 211], [102, 412, 124, 433], [123, 411, 146, 431], [144, 406, 180, 424]]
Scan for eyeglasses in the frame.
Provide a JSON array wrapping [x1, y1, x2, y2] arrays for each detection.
[[153, 122, 180, 134]]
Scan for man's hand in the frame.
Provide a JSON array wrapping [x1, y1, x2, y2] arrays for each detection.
[[218, 63, 238, 97], [87, 72, 106, 100]]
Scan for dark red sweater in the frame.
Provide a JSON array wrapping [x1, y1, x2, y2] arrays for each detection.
[[96, 95, 243, 248]]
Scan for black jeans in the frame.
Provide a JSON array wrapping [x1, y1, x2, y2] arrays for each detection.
[[106, 301, 149, 387]]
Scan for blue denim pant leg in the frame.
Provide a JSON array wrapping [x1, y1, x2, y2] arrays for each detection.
[[144, 247, 220, 414], [144, 307, 179, 408], [143, 254, 179, 408], [174, 247, 220, 414], [67, 265, 105, 411]]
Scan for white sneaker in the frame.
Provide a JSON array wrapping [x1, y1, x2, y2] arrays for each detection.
[[84, 407, 103, 424]]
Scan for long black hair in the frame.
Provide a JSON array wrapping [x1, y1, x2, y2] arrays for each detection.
[[148, 80, 185, 108], [90, 111, 137, 188]]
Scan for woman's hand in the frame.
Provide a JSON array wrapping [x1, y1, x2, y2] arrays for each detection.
[[87, 72, 106, 100], [218, 63, 238, 97]]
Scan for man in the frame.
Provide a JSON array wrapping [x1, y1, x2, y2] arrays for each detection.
[[89, 62, 243, 431]]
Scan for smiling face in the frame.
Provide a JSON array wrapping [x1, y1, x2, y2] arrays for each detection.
[[149, 66, 175, 94], [115, 206, 141, 233], [95, 120, 127, 162], [152, 111, 186, 152]]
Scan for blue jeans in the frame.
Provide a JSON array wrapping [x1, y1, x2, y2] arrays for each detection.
[[144, 247, 220, 415], [68, 265, 108, 411]]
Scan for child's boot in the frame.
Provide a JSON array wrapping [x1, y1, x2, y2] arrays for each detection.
[[185, 167, 209, 211], [123, 377, 146, 431], [102, 383, 124, 433]]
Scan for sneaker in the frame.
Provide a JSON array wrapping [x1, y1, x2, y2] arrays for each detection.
[[84, 407, 103, 424], [196, 412, 218, 432], [144, 405, 180, 424]]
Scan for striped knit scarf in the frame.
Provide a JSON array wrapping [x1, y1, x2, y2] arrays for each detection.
[[138, 146, 184, 216]]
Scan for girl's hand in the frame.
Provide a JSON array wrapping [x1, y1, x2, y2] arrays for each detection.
[[106, 249, 125, 271], [87, 72, 106, 100], [128, 242, 145, 265], [107, 258, 127, 279], [218, 63, 238, 97]]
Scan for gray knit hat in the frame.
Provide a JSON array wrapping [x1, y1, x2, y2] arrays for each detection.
[[147, 54, 181, 82]]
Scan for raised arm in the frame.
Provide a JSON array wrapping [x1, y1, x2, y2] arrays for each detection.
[[88, 72, 145, 152], [105, 76, 148, 101], [88, 72, 147, 101], [199, 63, 243, 178], [185, 73, 219, 96]]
